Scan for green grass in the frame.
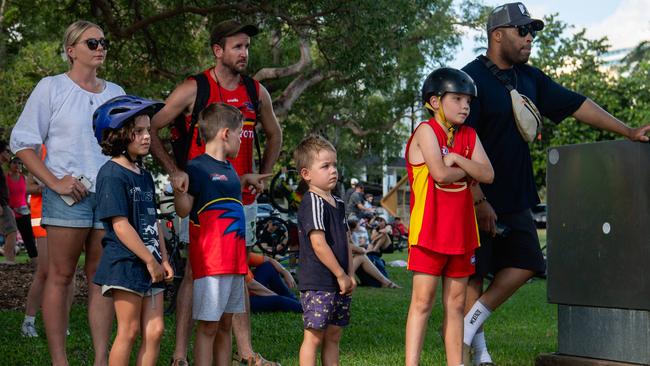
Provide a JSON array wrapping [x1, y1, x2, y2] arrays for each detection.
[[0, 244, 555, 365]]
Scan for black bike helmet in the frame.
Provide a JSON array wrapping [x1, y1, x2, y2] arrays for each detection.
[[421, 67, 477, 107], [93, 95, 164, 144]]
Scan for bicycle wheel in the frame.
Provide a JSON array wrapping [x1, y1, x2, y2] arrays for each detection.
[[255, 216, 290, 257], [269, 169, 302, 213], [163, 235, 186, 315]]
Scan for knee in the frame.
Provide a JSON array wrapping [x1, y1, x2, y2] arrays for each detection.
[[146, 319, 165, 342], [324, 328, 342, 344], [411, 294, 434, 314], [48, 265, 76, 286], [445, 292, 467, 315], [118, 321, 141, 343], [198, 321, 219, 337]]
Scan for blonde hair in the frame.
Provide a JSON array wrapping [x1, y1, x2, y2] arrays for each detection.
[[62, 20, 103, 66], [293, 135, 337, 171]]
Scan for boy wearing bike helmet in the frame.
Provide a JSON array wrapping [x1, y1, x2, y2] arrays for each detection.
[[92, 95, 174, 366], [404, 68, 494, 366]]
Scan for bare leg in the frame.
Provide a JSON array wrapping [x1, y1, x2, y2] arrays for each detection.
[[213, 313, 233, 366], [24, 237, 48, 317], [441, 277, 468, 366], [171, 263, 194, 363], [194, 320, 219, 366], [137, 292, 165, 366], [321, 326, 343, 366], [480, 267, 534, 310], [85, 228, 114, 366], [3, 231, 17, 262], [110, 290, 142, 366], [42, 226, 87, 366], [405, 272, 439, 366], [232, 287, 254, 359], [299, 328, 324, 366], [352, 255, 394, 287]]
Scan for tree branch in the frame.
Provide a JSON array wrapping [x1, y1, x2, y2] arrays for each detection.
[[329, 117, 371, 137], [273, 70, 333, 119], [254, 38, 311, 81], [91, 0, 259, 39]]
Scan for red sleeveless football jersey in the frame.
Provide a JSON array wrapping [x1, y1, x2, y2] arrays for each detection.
[[405, 118, 480, 254], [186, 68, 259, 205]]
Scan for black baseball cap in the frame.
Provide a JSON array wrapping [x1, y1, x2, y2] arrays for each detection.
[[487, 2, 544, 33], [210, 19, 259, 46]]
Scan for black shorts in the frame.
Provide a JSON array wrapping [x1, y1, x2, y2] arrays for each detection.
[[473, 209, 546, 278]]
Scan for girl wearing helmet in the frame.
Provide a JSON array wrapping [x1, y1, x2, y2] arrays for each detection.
[[10, 20, 125, 365], [404, 68, 494, 366], [92, 95, 173, 366]]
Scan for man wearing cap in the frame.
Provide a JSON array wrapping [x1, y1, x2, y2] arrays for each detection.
[[344, 177, 358, 205], [150, 19, 282, 366], [460, 3, 650, 365]]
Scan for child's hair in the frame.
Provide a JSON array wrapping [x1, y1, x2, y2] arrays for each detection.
[[293, 135, 337, 171], [348, 219, 359, 230], [0, 140, 7, 153], [198, 103, 243, 143], [100, 118, 137, 157]]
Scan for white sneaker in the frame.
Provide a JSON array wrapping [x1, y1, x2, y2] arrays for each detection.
[[21, 322, 38, 338]]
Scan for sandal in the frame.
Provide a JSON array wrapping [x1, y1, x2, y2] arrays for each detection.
[[233, 352, 281, 366], [170, 358, 189, 366]]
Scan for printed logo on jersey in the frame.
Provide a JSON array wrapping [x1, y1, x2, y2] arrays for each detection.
[[441, 146, 449, 156], [210, 173, 229, 182], [243, 101, 256, 113], [200, 199, 246, 240]]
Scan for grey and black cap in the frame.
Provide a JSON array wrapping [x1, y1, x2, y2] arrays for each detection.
[[487, 2, 544, 33]]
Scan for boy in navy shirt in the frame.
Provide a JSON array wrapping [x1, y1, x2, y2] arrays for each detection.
[[173, 103, 268, 366], [295, 135, 355, 366]]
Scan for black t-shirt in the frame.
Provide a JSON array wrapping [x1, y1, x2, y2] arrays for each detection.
[[297, 191, 349, 292], [347, 191, 365, 217], [462, 57, 586, 214], [93, 161, 163, 293]]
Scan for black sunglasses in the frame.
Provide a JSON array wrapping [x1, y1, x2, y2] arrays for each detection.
[[82, 38, 109, 51], [502, 24, 539, 38]]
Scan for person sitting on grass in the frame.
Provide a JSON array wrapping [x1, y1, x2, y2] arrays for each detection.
[[348, 219, 369, 249], [404, 68, 494, 366], [295, 135, 356, 366], [92, 95, 174, 366], [173, 103, 269, 366], [367, 217, 393, 254], [247, 252, 302, 313], [350, 243, 400, 289]]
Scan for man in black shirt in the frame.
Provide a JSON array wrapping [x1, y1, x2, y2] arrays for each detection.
[[461, 3, 650, 364]]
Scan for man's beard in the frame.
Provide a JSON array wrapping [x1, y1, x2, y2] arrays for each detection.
[[223, 58, 247, 74]]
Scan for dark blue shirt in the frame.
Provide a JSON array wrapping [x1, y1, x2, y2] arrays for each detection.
[[93, 161, 163, 293], [463, 57, 586, 214], [298, 191, 349, 292]]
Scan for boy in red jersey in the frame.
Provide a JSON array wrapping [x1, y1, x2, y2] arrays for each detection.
[[174, 103, 269, 366], [404, 68, 494, 366]]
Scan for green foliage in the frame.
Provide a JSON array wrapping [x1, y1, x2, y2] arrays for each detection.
[[0, 0, 481, 183]]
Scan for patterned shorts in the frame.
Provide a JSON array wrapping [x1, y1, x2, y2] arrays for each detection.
[[300, 290, 352, 330]]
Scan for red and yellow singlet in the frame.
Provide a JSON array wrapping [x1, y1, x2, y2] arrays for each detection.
[[405, 118, 480, 255]]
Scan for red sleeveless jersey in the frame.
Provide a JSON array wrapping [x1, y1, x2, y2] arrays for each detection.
[[186, 68, 259, 204], [405, 118, 480, 254]]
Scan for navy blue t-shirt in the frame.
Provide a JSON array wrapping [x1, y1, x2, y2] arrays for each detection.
[[93, 161, 163, 293], [298, 191, 349, 292], [462, 57, 586, 214]]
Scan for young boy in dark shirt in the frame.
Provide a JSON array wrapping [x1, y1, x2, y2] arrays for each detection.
[[295, 135, 356, 366]]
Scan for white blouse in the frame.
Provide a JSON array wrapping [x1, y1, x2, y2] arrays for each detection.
[[10, 73, 125, 192]]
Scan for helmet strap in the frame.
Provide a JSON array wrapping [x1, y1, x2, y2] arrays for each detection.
[[438, 103, 455, 147]]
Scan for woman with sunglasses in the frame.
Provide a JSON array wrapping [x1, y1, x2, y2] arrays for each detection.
[[10, 20, 124, 366]]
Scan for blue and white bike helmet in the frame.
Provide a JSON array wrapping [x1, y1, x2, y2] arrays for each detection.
[[93, 95, 164, 143]]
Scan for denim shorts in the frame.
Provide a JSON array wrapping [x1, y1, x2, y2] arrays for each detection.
[[41, 187, 103, 229]]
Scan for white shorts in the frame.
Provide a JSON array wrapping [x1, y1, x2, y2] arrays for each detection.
[[192, 274, 245, 321], [244, 202, 257, 247]]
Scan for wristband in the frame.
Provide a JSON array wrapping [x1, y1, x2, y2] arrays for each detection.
[[474, 196, 488, 206]]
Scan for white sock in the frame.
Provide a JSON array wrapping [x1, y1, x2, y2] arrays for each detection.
[[463, 300, 491, 345], [23, 315, 35, 324], [471, 330, 493, 364]]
